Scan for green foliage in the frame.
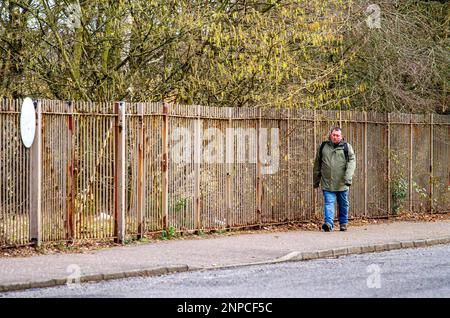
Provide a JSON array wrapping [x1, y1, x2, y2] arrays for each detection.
[[55, 241, 68, 251], [138, 236, 150, 243], [390, 152, 408, 215], [0, 0, 348, 109], [182, 0, 350, 108], [391, 177, 408, 215], [0, 0, 447, 113], [412, 181, 429, 201], [168, 225, 176, 238], [214, 228, 227, 235], [159, 225, 176, 240], [123, 236, 133, 245], [174, 198, 187, 214], [341, 0, 449, 114], [159, 230, 168, 240]]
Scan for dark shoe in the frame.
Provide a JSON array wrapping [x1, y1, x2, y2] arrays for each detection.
[[322, 223, 331, 232], [340, 224, 347, 231]]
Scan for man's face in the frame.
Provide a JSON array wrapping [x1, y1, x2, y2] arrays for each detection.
[[330, 129, 342, 144]]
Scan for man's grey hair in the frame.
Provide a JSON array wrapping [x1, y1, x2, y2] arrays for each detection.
[[329, 127, 342, 135]]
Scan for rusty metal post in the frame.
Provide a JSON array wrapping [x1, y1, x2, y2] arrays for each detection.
[[114, 102, 126, 243], [225, 108, 232, 229], [30, 100, 42, 246], [430, 113, 434, 213], [409, 114, 413, 212], [161, 103, 169, 231], [364, 111, 368, 217], [66, 101, 75, 241], [286, 108, 290, 220], [256, 108, 262, 228], [312, 109, 317, 217], [137, 103, 145, 238], [387, 113, 391, 216], [194, 105, 202, 231]]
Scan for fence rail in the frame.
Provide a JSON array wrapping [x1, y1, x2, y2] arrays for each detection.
[[0, 99, 449, 247]]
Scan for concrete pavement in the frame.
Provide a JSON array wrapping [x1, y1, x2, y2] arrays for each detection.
[[1, 220, 450, 293]]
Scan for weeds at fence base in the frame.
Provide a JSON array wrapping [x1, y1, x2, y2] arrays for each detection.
[[136, 237, 150, 243], [159, 226, 177, 240]]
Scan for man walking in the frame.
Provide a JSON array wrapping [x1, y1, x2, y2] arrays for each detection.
[[313, 127, 356, 232]]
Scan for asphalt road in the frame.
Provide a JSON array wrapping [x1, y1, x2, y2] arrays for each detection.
[[2, 244, 450, 298]]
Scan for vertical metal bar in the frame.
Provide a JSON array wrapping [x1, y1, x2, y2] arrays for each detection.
[[225, 108, 232, 229], [256, 108, 262, 228], [43, 101, 48, 242], [73, 103, 78, 239], [142, 104, 147, 234], [25, 101, 29, 243], [430, 113, 434, 213], [105, 104, 110, 237], [66, 101, 74, 241], [312, 109, 317, 218], [387, 113, 391, 216], [44, 101, 47, 240], [364, 112, 368, 217], [39, 99, 44, 242], [13, 99, 18, 243], [80, 102, 84, 239], [114, 102, 126, 243], [15, 99, 19, 242], [2, 101, 5, 243], [6, 100, 10, 243], [93, 105, 98, 239], [161, 103, 169, 231], [92, 103, 97, 238], [30, 100, 42, 246], [409, 114, 413, 212], [287, 109, 290, 221], [88, 103, 92, 239], [77, 102, 81, 239], [18, 100, 23, 243], [194, 105, 201, 231], [6, 100, 9, 242], [81, 102, 86, 239], [5, 100, 9, 244], [107, 106, 113, 236], [12, 99, 16, 243], [47, 103, 52, 241], [137, 103, 144, 238], [55, 104, 58, 240]]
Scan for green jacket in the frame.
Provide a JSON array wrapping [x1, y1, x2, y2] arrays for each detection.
[[313, 140, 356, 192]]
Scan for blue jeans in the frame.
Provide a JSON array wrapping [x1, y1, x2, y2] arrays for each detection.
[[323, 190, 349, 230]]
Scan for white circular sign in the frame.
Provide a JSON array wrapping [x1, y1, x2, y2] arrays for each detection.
[[20, 97, 36, 148]]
